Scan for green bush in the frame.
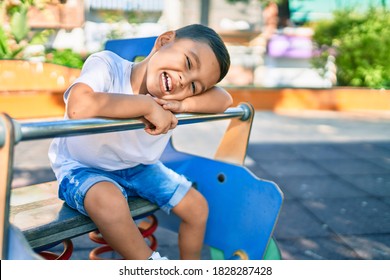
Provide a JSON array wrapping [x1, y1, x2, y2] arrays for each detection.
[[311, 7, 390, 88], [0, 0, 53, 59], [45, 49, 84, 69]]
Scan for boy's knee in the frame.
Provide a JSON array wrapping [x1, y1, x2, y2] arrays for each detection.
[[175, 188, 209, 224], [190, 191, 209, 224], [84, 183, 128, 220]]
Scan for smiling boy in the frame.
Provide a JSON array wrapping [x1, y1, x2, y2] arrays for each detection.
[[49, 24, 231, 260]]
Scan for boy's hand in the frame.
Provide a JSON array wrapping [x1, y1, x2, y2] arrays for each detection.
[[153, 97, 186, 113], [143, 101, 178, 135]]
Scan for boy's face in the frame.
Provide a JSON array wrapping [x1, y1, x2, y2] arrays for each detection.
[[146, 38, 220, 100]]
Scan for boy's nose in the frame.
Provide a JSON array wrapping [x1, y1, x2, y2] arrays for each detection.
[[179, 73, 190, 88]]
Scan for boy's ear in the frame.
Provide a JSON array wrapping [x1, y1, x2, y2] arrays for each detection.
[[155, 31, 176, 50]]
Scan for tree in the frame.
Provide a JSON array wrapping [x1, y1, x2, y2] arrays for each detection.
[[311, 7, 390, 88]]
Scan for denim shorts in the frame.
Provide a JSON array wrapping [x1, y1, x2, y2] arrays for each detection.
[[58, 161, 192, 216]]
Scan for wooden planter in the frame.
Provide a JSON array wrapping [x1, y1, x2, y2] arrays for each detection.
[[229, 87, 390, 113], [0, 60, 80, 119]]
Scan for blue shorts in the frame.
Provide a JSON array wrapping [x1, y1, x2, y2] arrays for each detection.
[[58, 161, 192, 216]]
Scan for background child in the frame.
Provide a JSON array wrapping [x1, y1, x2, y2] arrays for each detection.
[[49, 24, 231, 260]]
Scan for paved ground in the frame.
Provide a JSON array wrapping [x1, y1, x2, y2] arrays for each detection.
[[11, 110, 390, 260]]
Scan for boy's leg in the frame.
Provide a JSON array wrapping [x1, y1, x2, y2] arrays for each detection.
[[84, 181, 153, 260], [172, 188, 209, 260]]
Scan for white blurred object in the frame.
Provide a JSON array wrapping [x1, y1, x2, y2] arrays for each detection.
[[283, 27, 314, 37], [83, 21, 167, 53], [254, 65, 331, 88], [84, 21, 110, 53], [325, 55, 337, 86], [134, 23, 167, 37], [52, 28, 85, 53], [220, 18, 250, 30], [23, 44, 45, 62], [84, 21, 135, 53], [227, 45, 264, 67]]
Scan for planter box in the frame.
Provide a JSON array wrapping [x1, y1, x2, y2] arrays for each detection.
[[0, 60, 80, 119], [229, 87, 390, 112]]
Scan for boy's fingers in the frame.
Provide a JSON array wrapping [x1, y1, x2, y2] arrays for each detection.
[[145, 123, 172, 135], [145, 129, 162, 136], [145, 127, 159, 135], [140, 118, 155, 129], [154, 98, 167, 105], [163, 102, 182, 112], [162, 103, 172, 109], [170, 116, 178, 129], [162, 93, 186, 101]]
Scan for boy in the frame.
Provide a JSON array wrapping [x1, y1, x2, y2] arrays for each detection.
[[48, 24, 232, 260]]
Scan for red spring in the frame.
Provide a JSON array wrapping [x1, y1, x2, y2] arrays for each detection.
[[38, 239, 74, 260], [89, 214, 158, 260]]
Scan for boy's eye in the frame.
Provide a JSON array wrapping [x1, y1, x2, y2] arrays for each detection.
[[191, 82, 196, 94], [186, 56, 191, 69]]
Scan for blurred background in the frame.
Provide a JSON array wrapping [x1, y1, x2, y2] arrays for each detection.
[[1, 0, 390, 89]]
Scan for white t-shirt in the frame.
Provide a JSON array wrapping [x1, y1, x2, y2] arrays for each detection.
[[48, 51, 172, 182]]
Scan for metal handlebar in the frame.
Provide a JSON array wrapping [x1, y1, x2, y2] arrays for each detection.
[[0, 104, 252, 147]]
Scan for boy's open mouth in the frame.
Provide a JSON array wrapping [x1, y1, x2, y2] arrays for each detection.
[[162, 72, 172, 92]]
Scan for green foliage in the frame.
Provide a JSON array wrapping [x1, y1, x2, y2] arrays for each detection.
[[45, 49, 84, 69], [311, 7, 390, 88], [0, 27, 10, 57], [10, 4, 29, 43], [0, 1, 86, 69], [0, 25, 25, 59], [97, 9, 159, 25], [0, 0, 36, 59]]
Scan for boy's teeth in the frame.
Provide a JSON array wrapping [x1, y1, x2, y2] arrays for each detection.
[[162, 72, 171, 92], [161, 74, 166, 91]]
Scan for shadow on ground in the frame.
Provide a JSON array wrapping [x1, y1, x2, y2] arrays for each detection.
[[246, 141, 390, 260]]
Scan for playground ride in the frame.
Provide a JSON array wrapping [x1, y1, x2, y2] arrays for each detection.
[[0, 36, 284, 260], [0, 103, 283, 260]]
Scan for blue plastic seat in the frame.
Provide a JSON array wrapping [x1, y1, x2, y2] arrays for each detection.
[[104, 36, 157, 62]]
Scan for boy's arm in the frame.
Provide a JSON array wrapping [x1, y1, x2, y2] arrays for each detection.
[[67, 83, 177, 135], [155, 86, 233, 113]]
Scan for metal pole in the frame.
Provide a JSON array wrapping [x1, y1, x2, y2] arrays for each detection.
[[0, 104, 251, 146], [0, 115, 15, 259], [200, 0, 210, 26]]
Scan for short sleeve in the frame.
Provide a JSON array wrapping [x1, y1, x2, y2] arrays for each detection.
[[63, 51, 115, 102]]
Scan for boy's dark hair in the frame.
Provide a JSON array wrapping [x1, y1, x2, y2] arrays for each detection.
[[175, 24, 230, 83]]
